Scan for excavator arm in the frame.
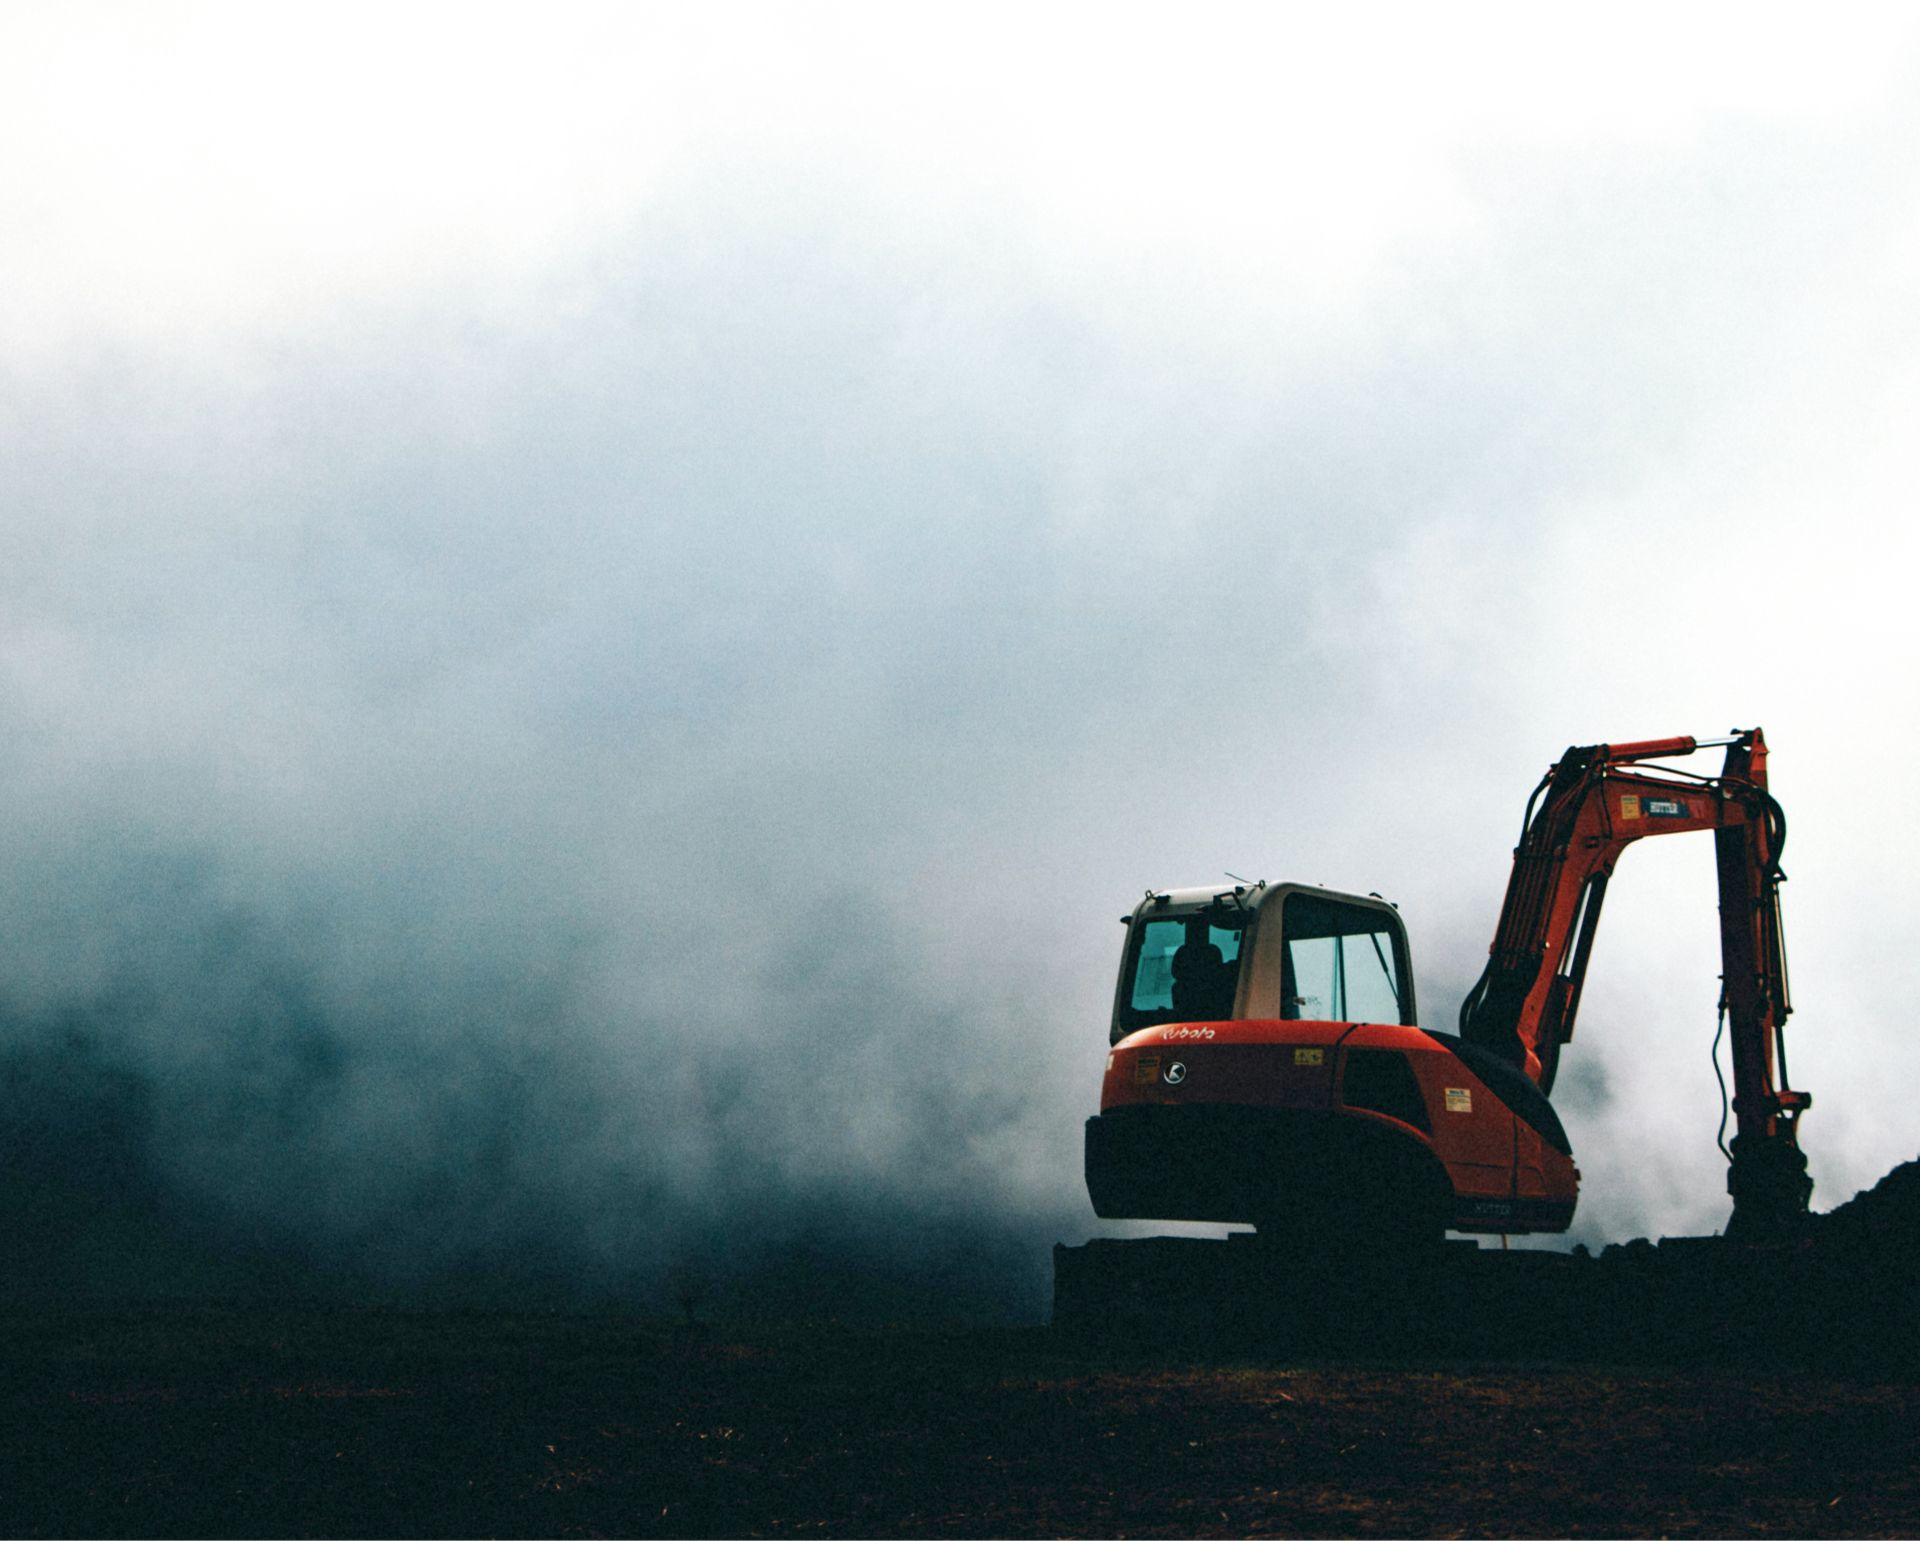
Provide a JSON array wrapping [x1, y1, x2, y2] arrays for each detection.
[[1458, 729, 1812, 1235]]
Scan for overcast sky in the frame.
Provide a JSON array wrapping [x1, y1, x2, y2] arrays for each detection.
[[3, 3, 1917, 1309]]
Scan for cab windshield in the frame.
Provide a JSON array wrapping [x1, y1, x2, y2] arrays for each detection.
[[1118, 907, 1246, 1035]]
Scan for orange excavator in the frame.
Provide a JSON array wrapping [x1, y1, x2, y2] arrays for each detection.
[[1084, 729, 1812, 1243]]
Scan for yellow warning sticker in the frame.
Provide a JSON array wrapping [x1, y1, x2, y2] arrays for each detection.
[[1134, 1055, 1161, 1086], [1445, 1087, 1472, 1113], [1621, 794, 1642, 820], [1294, 1047, 1325, 1067]]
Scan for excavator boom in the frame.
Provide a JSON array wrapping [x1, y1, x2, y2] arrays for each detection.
[[1457, 728, 1810, 1234]]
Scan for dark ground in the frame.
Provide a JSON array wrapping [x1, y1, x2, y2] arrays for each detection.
[[4, 1302, 1920, 1538], [5, 1159, 1918, 1537]]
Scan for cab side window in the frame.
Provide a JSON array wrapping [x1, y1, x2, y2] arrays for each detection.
[[1280, 894, 1405, 1023]]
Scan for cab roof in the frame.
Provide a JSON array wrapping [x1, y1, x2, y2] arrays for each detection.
[[1130, 882, 1399, 919]]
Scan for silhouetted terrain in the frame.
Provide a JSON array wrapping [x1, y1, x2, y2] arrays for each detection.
[[7, 1127, 1918, 1536], [7, 1304, 1920, 1538]]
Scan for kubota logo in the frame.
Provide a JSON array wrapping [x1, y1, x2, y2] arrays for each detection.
[[1162, 1062, 1187, 1085], [1163, 1026, 1217, 1041]]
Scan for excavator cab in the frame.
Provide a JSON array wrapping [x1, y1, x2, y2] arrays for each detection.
[[1111, 885, 1412, 1043]]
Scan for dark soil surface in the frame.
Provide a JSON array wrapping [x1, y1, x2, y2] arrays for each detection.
[[5, 1303, 1920, 1538], [6, 1162, 1916, 1537]]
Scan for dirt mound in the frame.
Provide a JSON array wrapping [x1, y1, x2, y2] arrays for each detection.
[[1816, 1157, 1920, 1254]]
